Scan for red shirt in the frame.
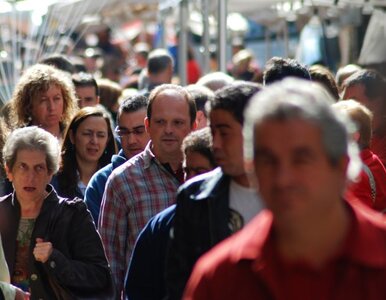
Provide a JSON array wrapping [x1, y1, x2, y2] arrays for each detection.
[[184, 200, 386, 300], [187, 60, 201, 84], [348, 149, 386, 212]]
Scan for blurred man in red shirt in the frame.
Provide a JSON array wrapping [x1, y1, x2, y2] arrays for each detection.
[[184, 79, 386, 300]]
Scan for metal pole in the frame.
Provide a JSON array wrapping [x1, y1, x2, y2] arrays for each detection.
[[160, 16, 167, 49], [265, 26, 271, 62], [178, 0, 188, 85], [202, 0, 210, 74], [283, 21, 289, 58], [218, 0, 227, 72]]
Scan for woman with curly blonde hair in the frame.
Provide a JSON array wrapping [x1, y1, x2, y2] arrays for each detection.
[[10, 64, 78, 141]]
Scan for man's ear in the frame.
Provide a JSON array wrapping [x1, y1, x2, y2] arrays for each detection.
[[353, 131, 360, 143], [191, 119, 198, 131], [144, 117, 150, 133], [96, 96, 100, 105]]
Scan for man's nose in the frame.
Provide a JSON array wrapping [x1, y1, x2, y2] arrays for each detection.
[[275, 163, 293, 187], [164, 122, 173, 134], [128, 132, 136, 144]]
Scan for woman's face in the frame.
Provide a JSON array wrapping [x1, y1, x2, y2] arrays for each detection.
[[6, 149, 52, 203], [31, 84, 64, 130], [70, 116, 109, 164]]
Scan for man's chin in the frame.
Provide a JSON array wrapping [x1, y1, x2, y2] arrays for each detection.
[[128, 150, 142, 157]]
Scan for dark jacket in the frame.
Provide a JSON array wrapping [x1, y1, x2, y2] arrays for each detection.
[[125, 205, 175, 300], [0, 185, 113, 300], [165, 167, 231, 300], [50, 175, 84, 200]]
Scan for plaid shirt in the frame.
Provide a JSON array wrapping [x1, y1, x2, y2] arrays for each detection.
[[98, 141, 180, 295]]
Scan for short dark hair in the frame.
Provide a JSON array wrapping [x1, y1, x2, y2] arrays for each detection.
[[72, 72, 99, 96], [147, 84, 196, 126], [207, 82, 262, 125], [39, 54, 75, 74], [182, 127, 216, 168], [118, 94, 148, 121], [186, 85, 215, 116], [344, 69, 385, 100], [147, 49, 174, 75], [263, 57, 311, 85]]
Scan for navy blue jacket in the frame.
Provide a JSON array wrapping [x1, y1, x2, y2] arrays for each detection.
[[125, 204, 175, 300], [165, 168, 231, 300], [84, 149, 127, 224]]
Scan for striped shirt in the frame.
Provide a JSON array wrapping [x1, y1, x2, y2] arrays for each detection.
[[98, 141, 180, 295]]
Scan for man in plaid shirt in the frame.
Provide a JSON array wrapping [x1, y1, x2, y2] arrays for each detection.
[[99, 84, 197, 297]]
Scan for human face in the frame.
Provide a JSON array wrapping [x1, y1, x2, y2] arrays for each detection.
[[116, 109, 150, 159], [342, 84, 384, 132], [210, 109, 245, 178], [6, 149, 52, 204], [31, 84, 64, 130], [183, 151, 214, 181], [75, 86, 99, 108], [70, 116, 109, 164], [145, 90, 194, 160], [252, 119, 347, 226]]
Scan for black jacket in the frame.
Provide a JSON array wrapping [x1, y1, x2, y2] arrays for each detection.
[[165, 168, 231, 300], [0, 185, 113, 300]]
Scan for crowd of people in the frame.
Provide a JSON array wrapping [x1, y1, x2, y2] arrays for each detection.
[[0, 33, 386, 300]]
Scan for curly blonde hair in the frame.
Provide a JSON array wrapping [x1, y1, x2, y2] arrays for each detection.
[[10, 64, 78, 131]]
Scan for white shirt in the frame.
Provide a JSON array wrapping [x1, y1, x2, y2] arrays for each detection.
[[229, 179, 264, 227]]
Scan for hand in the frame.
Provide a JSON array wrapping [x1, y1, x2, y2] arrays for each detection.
[[15, 287, 30, 300], [33, 238, 53, 263]]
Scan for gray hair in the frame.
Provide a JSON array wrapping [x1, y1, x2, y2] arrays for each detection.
[[3, 126, 60, 174], [197, 72, 234, 92], [243, 78, 361, 182]]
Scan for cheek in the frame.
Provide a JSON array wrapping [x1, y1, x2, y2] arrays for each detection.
[[101, 137, 109, 147]]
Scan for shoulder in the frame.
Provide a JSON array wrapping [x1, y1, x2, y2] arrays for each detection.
[[193, 210, 272, 271], [0, 193, 11, 204], [346, 200, 386, 265], [110, 153, 145, 179], [88, 163, 114, 187], [111, 153, 127, 169], [58, 197, 88, 212], [148, 204, 176, 232], [178, 168, 229, 199]]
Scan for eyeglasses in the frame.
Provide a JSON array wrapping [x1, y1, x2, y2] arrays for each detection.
[[114, 126, 146, 137]]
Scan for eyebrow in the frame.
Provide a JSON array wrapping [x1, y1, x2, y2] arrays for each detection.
[[119, 125, 145, 130], [211, 124, 231, 129]]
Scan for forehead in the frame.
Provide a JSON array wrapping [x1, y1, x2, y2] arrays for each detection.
[[152, 90, 190, 117], [76, 85, 97, 95], [35, 84, 62, 96], [77, 116, 108, 129], [119, 109, 146, 126], [343, 84, 367, 101], [15, 149, 47, 164], [185, 151, 211, 166], [209, 109, 238, 126], [254, 119, 324, 154]]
